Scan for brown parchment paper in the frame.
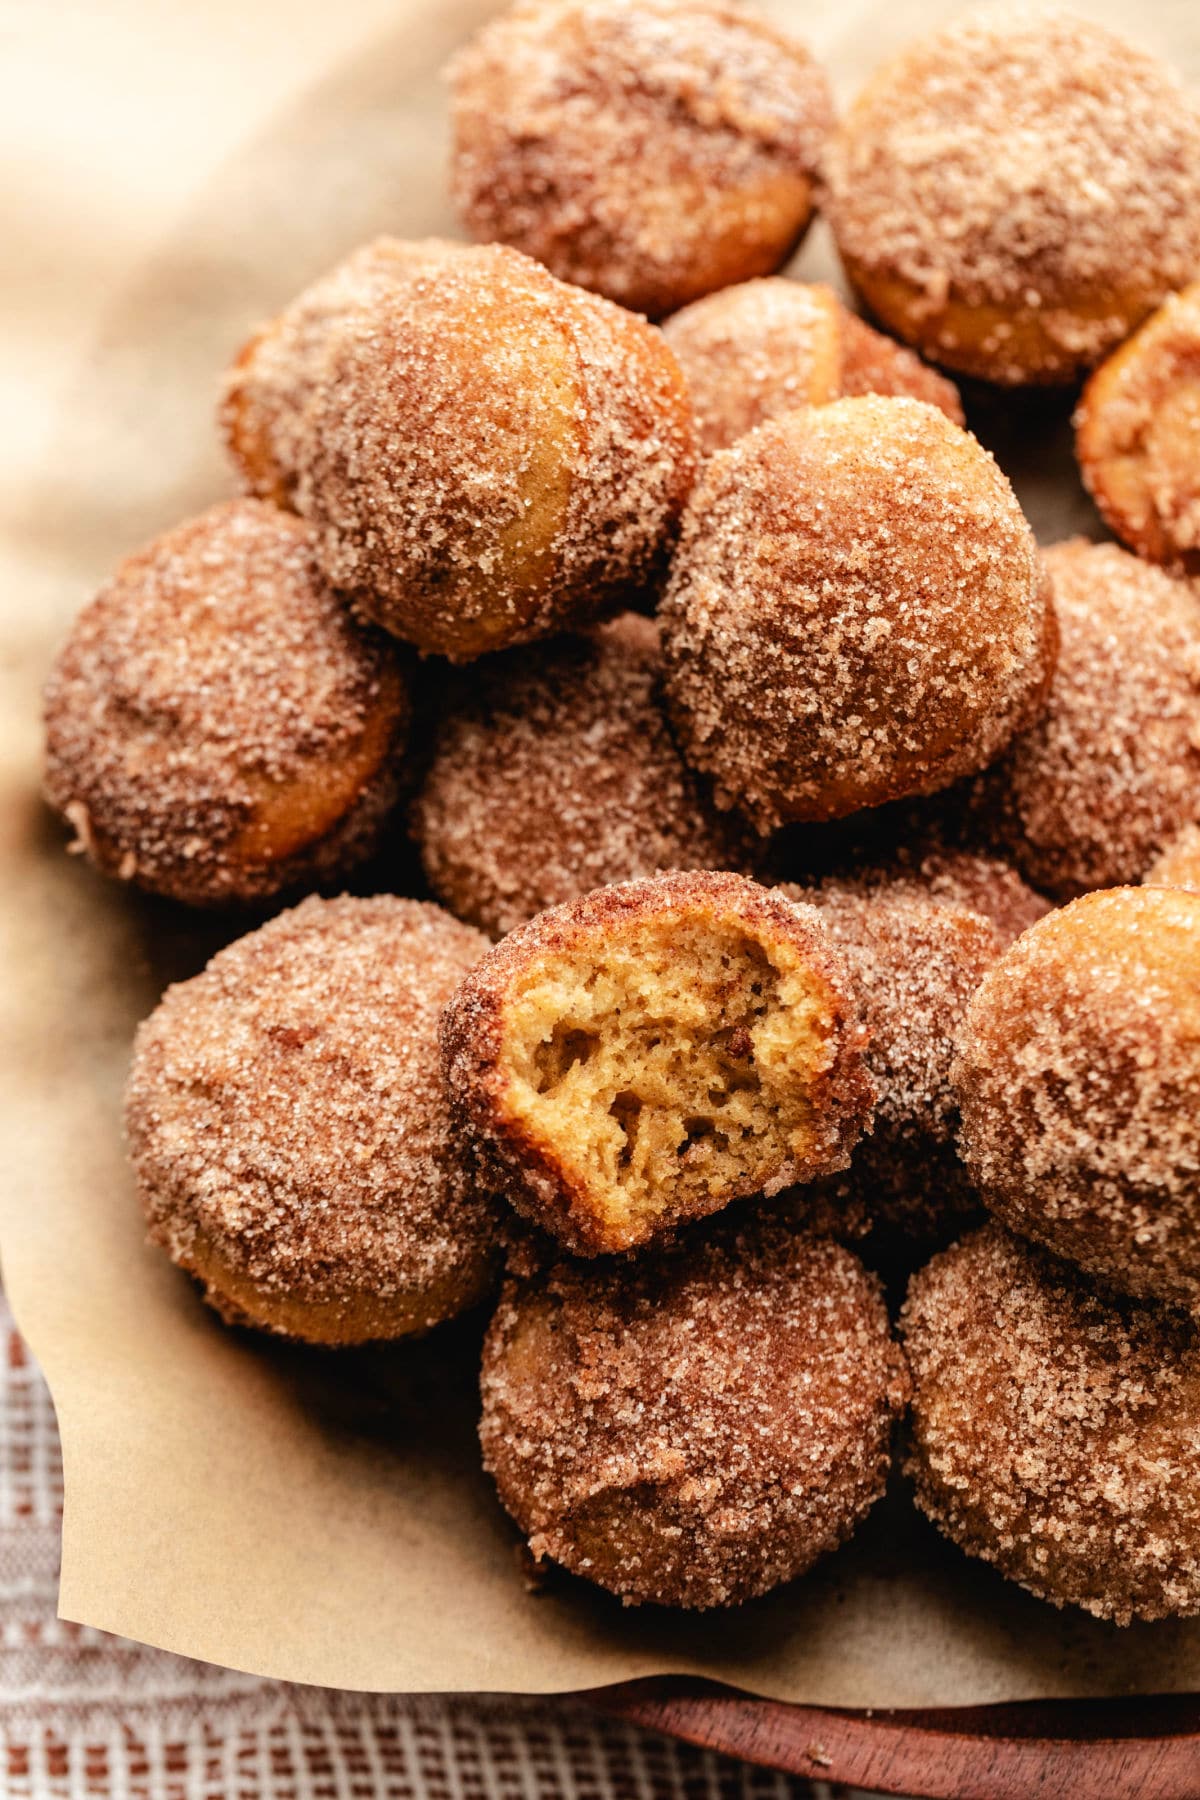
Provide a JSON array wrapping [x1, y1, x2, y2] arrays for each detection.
[[3, 0, 1200, 1706]]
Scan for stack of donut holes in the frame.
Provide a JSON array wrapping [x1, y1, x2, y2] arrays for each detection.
[[42, 0, 1200, 1622]]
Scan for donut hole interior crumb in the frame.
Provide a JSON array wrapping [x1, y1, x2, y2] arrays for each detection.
[[501, 920, 836, 1238], [1121, 377, 1200, 561]]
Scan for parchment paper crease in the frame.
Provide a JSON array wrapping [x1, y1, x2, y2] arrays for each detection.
[[2, 0, 1199, 1705]]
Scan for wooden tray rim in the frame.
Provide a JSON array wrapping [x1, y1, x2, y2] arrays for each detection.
[[587, 1676, 1200, 1798]]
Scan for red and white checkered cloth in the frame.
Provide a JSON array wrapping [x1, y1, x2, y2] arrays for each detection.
[[0, 1293, 847, 1800]]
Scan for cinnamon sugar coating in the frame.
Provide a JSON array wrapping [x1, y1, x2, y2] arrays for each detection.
[[481, 1215, 909, 1608], [447, 0, 833, 319], [1076, 281, 1200, 575], [837, 311, 964, 422], [777, 875, 1006, 1249], [773, 824, 1053, 946], [42, 500, 408, 908], [1146, 823, 1200, 894], [125, 896, 499, 1345], [410, 614, 758, 939], [293, 242, 696, 662], [767, 788, 1054, 934], [220, 237, 457, 509], [849, 846, 1051, 949], [660, 396, 1055, 832], [903, 1224, 1200, 1623], [441, 871, 873, 1256], [825, 8, 1200, 386], [901, 849, 1051, 947], [972, 539, 1200, 898], [954, 887, 1200, 1311], [663, 279, 963, 455]]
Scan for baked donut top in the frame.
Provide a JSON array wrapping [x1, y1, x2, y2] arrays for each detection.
[[482, 1215, 909, 1603], [782, 876, 1005, 1147], [412, 614, 756, 938], [661, 396, 1050, 829], [126, 895, 492, 1299], [975, 537, 1200, 896], [902, 1222, 1200, 1623], [826, 7, 1200, 328], [294, 241, 695, 657], [42, 500, 404, 896], [450, 0, 831, 179]]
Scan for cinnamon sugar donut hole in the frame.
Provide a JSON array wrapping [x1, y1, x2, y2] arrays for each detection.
[[837, 311, 964, 421], [411, 614, 757, 940], [825, 10, 1200, 387], [954, 887, 1200, 1312], [126, 896, 498, 1345], [42, 501, 408, 908], [777, 873, 1009, 1252], [481, 1215, 909, 1608], [441, 871, 873, 1257], [660, 397, 1055, 832], [293, 242, 695, 662], [446, 0, 833, 320], [1146, 824, 1200, 894], [769, 792, 1053, 942], [663, 279, 963, 456], [220, 237, 456, 509], [875, 847, 1051, 949], [1076, 282, 1200, 575], [903, 1224, 1200, 1624], [973, 540, 1200, 898]]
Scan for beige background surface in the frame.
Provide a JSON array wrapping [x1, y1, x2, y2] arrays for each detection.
[[2, 0, 1199, 1704]]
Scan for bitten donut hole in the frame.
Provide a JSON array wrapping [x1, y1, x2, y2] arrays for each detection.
[[1130, 383, 1200, 565], [1088, 377, 1200, 572], [1076, 286, 1200, 574], [502, 920, 836, 1241]]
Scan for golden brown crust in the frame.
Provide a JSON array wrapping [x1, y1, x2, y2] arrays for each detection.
[[447, 0, 833, 319], [220, 237, 459, 508], [825, 9, 1200, 386], [660, 396, 1054, 831], [662, 279, 963, 456], [42, 500, 409, 908], [844, 261, 1172, 392], [440, 870, 873, 1255], [481, 1215, 909, 1607], [972, 539, 1200, 898], [1075, 282, 1200, 574], [293, 242, 696, 662], [953, 887, 1200, 1311], [125, 895, 499, 1346], [903, 1224, 1200, 1623], [180, 1233, 491, 1346], [410, 614, 759, 938]]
